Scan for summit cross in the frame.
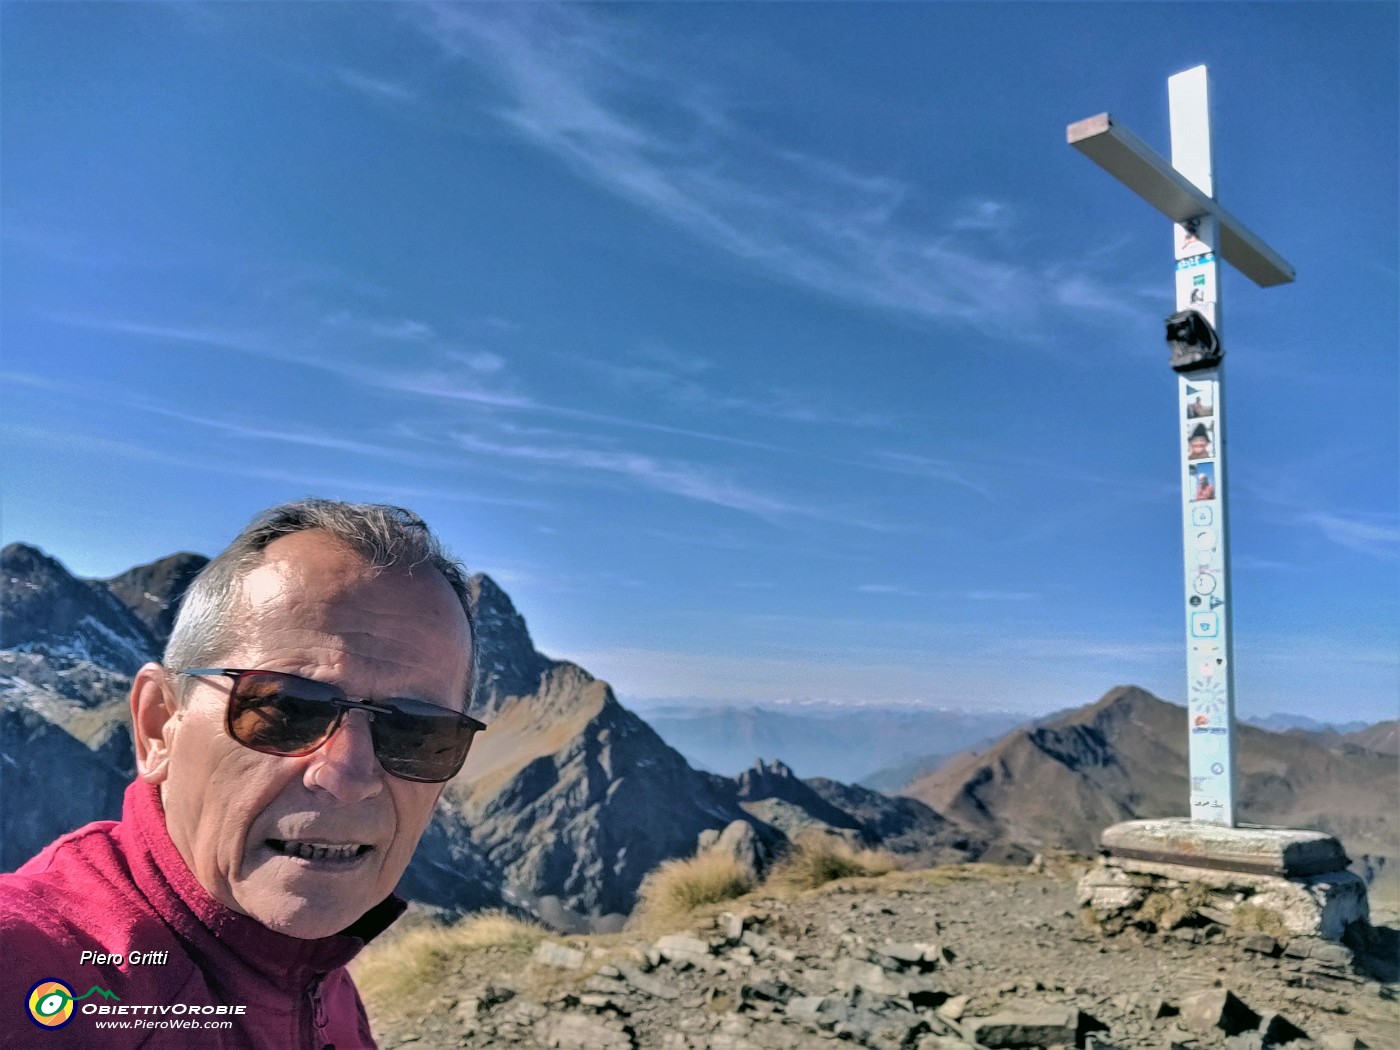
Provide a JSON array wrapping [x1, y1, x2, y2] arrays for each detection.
[[1067, 65, 1295, 827]]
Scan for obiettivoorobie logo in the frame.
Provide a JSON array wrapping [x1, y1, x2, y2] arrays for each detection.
[[26, 979, 120, 1030]]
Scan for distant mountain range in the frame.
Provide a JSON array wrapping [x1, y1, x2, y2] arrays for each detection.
[[1243, 712, 1374, 735], [903, 686, 1399, 868], [630, 700, 1026, 784], [4, 540, 1395, 931], [636, 700, 1396, 785]]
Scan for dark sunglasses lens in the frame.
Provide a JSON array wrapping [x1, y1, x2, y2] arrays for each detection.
[[227, 673, 341, 756], [369, 698, 477, 782]]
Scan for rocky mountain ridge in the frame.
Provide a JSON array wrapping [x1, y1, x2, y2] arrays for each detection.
[[903, 687, 1399, 875], [0, 543, 973, 927]]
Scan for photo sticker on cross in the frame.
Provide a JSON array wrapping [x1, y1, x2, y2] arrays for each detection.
[[1186, 421, 1214, 461]]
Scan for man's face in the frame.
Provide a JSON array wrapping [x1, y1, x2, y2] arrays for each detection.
[[153, 531, 473, 939]]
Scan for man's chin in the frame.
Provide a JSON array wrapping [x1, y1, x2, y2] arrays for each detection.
[[234, 863, 385, 938], [239, 891, 372, 939]]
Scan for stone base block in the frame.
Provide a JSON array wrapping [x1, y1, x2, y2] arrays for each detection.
[[1079, 857, 1368, 941], [1100, 818, 1349, 877]]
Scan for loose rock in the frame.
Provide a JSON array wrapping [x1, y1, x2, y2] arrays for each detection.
[[1179, 988, 1261, 1037]]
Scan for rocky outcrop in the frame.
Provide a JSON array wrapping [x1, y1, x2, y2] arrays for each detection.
[[0, 694, 129, 870], [803, 778, 982, 865], [102, 551, 209, 650], [736, 759, 864, 837], [467, 574, 554, 718], [2, 543, 159, 674], [449, 661, 760, 929], [395, 799, 517, 915]]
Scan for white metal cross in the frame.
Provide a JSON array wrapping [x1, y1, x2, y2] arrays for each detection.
[[1068, 66, 1294, 827]]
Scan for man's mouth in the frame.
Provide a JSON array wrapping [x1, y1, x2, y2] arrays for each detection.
[[266, 839, 373, 863]]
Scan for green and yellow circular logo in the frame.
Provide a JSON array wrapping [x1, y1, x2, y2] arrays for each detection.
[[27, 979, 76, 1029]]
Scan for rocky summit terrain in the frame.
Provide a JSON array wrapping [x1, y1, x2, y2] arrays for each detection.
[[355, 861, 1397, 1050]]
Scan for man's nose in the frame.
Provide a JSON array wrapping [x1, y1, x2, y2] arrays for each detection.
[[304, 710, 385, 802]]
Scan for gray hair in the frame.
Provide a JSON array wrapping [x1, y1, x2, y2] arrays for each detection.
[[164, 499, 476, 704]]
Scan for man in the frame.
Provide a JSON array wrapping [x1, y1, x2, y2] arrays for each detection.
[[1194, 470, 1216, 501], [0, 500, 485, 1048]]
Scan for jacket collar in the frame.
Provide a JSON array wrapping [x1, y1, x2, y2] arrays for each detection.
[[123, 779, 406, 984]]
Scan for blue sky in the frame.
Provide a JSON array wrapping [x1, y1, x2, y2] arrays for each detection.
[[3, 3, 1396, 722]]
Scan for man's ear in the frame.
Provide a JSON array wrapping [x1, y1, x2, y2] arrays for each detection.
[[131, 663, 178, 784]]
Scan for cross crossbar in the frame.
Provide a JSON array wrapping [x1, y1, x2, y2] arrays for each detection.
[[1067, 113, 1295, 287]]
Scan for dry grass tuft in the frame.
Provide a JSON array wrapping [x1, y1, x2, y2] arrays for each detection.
[[633, 851, 754, 931], [767, 832, 901, 892], [1135, 882, 1215, 932], [351, 910, 547, 1011], [1232, 901, 1291, 941]]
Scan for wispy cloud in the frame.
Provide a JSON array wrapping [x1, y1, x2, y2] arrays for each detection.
[[1046, 268, 1149, 319], [1299, 511, 1400, 559], [4, 368, 445, 466], [394, 371, 791, 452], [1246, 470, 1399, 561], [57, 313, 789, 454], [412, 5, 1142, 339], [2, 371, 519, 490], [0, 421, 542, 509], [322, 310, 436, 344], [868, 450, 995, 498], [450, 430, 802, 519], [139, 404, 454, 468], [335, 68, 419, 105], [580, 351, 894, 429], [53, 316, 326, 368], [950, 199, 1014, 234]]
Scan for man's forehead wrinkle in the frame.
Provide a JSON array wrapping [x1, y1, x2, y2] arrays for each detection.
[[219, 532, 471, 703], [246, 596, 469, 662]]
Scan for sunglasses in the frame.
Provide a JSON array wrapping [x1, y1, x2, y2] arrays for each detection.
[[179, 669, 487, 783]]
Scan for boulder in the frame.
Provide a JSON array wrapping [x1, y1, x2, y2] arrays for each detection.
[[533, 941, 587, 970], [969, 1005, 1080, 1048], [698, 819, 768, 882], [1259, 1012, 1309, 1045], [1179, 988, 1260, 1037]]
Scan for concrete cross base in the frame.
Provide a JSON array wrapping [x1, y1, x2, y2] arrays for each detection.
[[1078, 819, 1368, 941]]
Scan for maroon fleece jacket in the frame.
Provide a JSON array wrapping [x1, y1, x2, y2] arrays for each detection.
[[0, 780, 404, 1049]]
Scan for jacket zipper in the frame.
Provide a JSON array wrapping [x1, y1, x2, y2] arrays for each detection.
[[307, 975, 332, 1050]]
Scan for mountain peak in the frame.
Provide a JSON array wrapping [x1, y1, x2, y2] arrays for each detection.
[[467, 573, 554, 716], [1084, 684, 1166, 715], [1, 543, 158, 674], [2, 542, 68, 579], [103, 552, 210, 650]]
